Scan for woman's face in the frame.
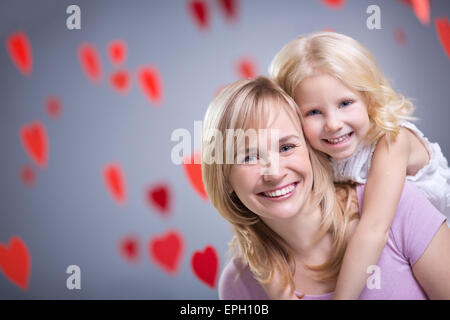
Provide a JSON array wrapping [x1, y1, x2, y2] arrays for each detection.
[[228, 102, 314, 223]]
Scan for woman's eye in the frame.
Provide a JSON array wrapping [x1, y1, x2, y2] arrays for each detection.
[[280, 144, 296, 153], [305, 109, 321, 117], [339, 100, 353, 108], [244, 154, 258, 163]]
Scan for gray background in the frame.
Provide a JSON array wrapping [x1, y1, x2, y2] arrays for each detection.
[[0, 0, 449, 299]]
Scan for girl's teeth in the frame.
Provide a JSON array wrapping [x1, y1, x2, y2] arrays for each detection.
[[263, 183, 295, 197], [326, 134, 350, 144]]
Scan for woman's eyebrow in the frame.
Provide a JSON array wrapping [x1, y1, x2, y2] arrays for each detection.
[[279, 134, 300, 143]]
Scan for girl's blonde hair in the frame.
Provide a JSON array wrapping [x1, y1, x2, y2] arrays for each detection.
[[269, 31, 415, 143], [201, 76, 359, 292]]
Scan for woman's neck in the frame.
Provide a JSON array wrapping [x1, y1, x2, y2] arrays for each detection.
[[261, 198, 332, 262]]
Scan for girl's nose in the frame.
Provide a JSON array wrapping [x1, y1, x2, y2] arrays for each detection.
[[324, 114, 343, 132]]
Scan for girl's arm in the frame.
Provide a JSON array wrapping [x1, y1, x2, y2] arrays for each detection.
[[333, 129, 411, 299]]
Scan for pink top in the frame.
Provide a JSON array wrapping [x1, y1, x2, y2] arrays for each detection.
[[218, 182, 447, 300]]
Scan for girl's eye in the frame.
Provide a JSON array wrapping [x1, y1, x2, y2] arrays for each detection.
[[339, 100, 353, 108], [280, 144, 296, 153], [305, 109, 321, 117]]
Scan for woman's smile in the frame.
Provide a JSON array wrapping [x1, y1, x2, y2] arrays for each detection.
[[258, 181, 299, 201]]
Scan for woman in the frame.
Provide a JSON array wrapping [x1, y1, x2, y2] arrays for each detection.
[[201, 76, 450, 299]]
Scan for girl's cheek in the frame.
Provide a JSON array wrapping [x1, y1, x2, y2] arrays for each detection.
[[302, 121, 320, 144]]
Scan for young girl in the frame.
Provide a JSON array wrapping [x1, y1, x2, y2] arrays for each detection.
[[269, 31, 450, 299]]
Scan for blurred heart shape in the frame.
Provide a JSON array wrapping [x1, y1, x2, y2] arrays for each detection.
[[6, 31, 33, 76], [147, 183, 171, 216], [138, 66, 163, 106], [321, 0, 346, 9], [188, 0, 209, 30], [108, 40, 127, 66], [435, 16, 450, 59], [110, 69, 130, 94], [119, 235, 140, 263], [236, 57, 257, 79], [411, 0, 430, 26], [191, 245, 219, 288], [20, 120, 48, 169], [45, 95, 62, 119], [78, 43, 103, 84], [183, 153, 208, 200], [394, 27, 408, 46], [0, 236, 31, 290], [218, 0, 238, 21], [102, 163, 127, 205], [19, 164, 36, 188], [149, 230, 184, 275]]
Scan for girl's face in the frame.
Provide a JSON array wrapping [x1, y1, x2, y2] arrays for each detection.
[[228, 102, 314, 223], [294, 73, 371, 160]]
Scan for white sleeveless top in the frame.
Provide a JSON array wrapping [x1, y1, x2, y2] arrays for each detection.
[[330, 121, 450, 221]]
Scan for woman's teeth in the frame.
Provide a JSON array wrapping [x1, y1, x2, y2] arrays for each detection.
[[325, 133, 352, 144], [263, 183, 295, 198]]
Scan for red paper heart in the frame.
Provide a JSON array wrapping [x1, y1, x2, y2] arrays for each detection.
[[19, 164, 36, 188], [45, 95, 62, 119], [236, 57, 257, 79], [394, 27, 408, 46], [0, 236, 31, 290], [6, 31, 33, 76], [188, 0, 209, 30], [78, 43, 103, 84], [411, 0, 430, 25], [119, 235, 139, 263], [103, 163, 127, 205], [20, 120, 48, 169], [398, 0, 430, 25], [108, 40, 127, 66], [321, 0, 346, 9], [218, 0, 238, 21], [149, 230, 184, 275], [183, 153, 208, 200], [138, 66, 163, 106], [435, 17, 450, 59], [147, 183, 171, 216], [110, 69, 130, 94], [191, 245, 219, 288]]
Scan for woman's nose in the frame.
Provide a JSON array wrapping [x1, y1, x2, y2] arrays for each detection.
[[260, 152, 284, 181]]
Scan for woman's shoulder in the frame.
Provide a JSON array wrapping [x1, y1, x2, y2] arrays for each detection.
[[356, 181, 447, 264], [356, 181, 436, 215], [218, 256, 268, 300]]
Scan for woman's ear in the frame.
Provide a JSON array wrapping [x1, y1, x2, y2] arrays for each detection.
[[225, 182, 233, 195]]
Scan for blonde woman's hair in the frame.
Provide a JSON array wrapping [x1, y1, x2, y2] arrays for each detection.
[[201, 76, 359, 292], [269, 31, 416, 143]]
